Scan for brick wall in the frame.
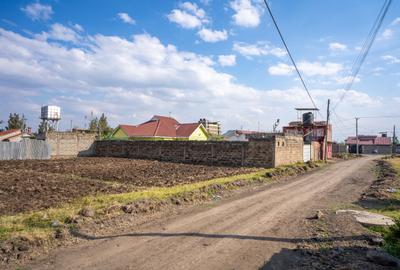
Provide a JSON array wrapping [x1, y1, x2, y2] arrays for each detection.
[[94, 135, 303, 167], [45, 132, 96, 157]]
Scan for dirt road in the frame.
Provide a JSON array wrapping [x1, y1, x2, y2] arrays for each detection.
[[29, 156, 377, 270]]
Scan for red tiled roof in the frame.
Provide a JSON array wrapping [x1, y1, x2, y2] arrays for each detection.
[[0, 129, 21, 140], [117, 116, 202, 138], [176, 123, 200, 137], [345, 135, 391, 146]]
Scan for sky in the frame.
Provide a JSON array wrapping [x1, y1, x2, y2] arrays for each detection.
[[0, 0, 399, 141]]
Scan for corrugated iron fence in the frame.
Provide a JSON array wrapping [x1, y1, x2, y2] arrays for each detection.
[[0, 140, 51, 160]]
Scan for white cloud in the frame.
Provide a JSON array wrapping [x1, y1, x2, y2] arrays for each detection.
[[73, 24, 84, 32], [329, 42, 347, 51], [197, 28, 228, 42], [167, 10, 202, 29], [381, 28, 394, 40], [268, 61, 343, 77], [180, 2, 205, 18], [335, 76, 361, 84], [230, 0, 262, 28], [200, 0, 212, 5], [268, 63, 294, 76], [167, 2, 207, 29], [382, 55, 400, 64], [0, 27, 384, 140], [36, 23, 80, 43], [21, 2, 53, 21], [390, 17, 400, 26], [218, 55, 236, 66], [118, 12, 136, 25], [233, 41, 286, 58], [298, 61, 343, 76]]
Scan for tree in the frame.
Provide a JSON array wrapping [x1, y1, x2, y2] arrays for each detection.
[[6, 113, 27, 130], [88, 113, 112, 138], [89, 117, 99, 132], [98, 113, 112, 137], [38, 121, 54, 134]]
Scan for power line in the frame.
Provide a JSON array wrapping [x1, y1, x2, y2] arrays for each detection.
[[263, 0, 319, 111], [332, 0, 392, 111]]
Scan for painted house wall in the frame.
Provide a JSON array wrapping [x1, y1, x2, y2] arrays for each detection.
[[188, 126, 208, 141], [112, 127, 128, 139], [112, 125, 208, 141]]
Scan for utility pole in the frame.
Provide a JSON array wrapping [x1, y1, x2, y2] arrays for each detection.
[[324, 99, 330, 162], [393, 125, 397, 155], [356, 117, 360, 155]]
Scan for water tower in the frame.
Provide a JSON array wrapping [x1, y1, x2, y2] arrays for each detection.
[[40, 105, 61, 132]]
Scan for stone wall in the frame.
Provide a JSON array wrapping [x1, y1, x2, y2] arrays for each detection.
[[45, 132, 96, 157], [94, 135, 304, 167]]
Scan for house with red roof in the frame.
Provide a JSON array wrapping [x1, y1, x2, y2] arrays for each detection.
[[0, 129, 23, 142], [111, 115, 209, 141], [345, 134, 392, 154]]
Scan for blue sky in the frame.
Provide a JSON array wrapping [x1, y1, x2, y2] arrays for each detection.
[[0, 0, 399, 140]]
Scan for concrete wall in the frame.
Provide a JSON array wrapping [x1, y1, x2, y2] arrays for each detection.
[[332, 143, 347, 154], [94, 135, 304, 167], [274, 135, 304, 166], [45, 132, 96, 157], [362, 145, 392, 155]]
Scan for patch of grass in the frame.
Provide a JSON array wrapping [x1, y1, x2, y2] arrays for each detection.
[[363, 157, 400, 257], [388, 158, 400, 176], [0, 162, 323, 242], [383, 218, 400, 257]]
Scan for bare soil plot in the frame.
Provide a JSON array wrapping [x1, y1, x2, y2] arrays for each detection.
[[0, 157, 258, 187], [0, 158, 259, 215], [0, 170, 131, 216]]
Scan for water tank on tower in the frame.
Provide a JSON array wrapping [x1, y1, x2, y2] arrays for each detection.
[[302, 112, 314, 126], [40, 105, 61, 133], [41, 105, 61, 120]]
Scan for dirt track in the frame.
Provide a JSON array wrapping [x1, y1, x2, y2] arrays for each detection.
[[29, 156, 377, 270]]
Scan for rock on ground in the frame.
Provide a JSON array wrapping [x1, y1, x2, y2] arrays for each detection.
[[336, 209, 394, 226]]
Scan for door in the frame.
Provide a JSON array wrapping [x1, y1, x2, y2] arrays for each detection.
[[303, 144, 311, 162]]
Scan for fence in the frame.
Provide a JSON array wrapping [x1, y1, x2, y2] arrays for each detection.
[[0, 139, 51, 160]]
